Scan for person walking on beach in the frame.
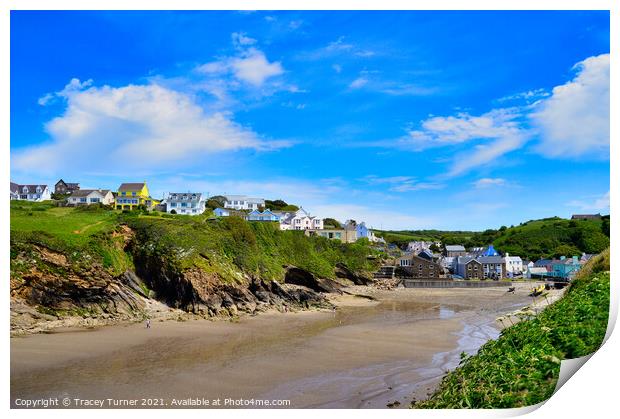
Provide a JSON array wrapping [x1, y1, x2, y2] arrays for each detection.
[[146, 319, 151, 329]]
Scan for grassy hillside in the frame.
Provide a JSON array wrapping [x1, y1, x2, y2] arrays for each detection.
[[412, 251, 610, 408], [10, 201, 379, 283], [376, 216, 610, 260], [493, 217, 609, 260]]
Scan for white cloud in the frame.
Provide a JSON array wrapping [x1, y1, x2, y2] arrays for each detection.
[[198, 48, 284, 87], [361, 175, 444, 192], [532, 53, 609, 158], [332, 64, 342, 73], [567, 190, 610, 212], [349, 77, 368, 89], [497, 88, 549, 103], [397, 107, 530, 176], [13, 80, 289, 176], [38, 78, 94, 106], [231, 32, 257, 47], [472, 178, 507, 188]]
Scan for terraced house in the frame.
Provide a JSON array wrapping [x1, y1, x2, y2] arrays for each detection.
[[115, 182, 159, 210], [165, 192, 206, 215]]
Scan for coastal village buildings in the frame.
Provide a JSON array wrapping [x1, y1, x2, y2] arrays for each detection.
[[164, 192, 206, 215], [246, 209, 280, 222], [504, 254, 524, 277], [54, 179, 80, 195], [115, 182, 160, 210], [317, 228, 357, 243], [223, 195, 265, 210], [67, 189, 114, 206], [276, 207, 324, 231], [407, 240, 441, 253], [10, 183, 51, 201], [445, 245, 467, 257], [396, 252, 443, 278]]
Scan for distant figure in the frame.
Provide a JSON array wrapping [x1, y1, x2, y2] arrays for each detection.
[[146, 319, 151, 329]]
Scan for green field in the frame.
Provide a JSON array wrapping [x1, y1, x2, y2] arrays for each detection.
[[10, 201, 118, 246]]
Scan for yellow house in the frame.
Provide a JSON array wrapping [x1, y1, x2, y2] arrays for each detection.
[[115, 182, 160, 210]]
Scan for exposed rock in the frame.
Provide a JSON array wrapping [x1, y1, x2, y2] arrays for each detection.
[[335, 262, 375, 285], [284, 266, 343, 293]]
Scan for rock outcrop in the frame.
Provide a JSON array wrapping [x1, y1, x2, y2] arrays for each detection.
[[335, 262, 375, 285]]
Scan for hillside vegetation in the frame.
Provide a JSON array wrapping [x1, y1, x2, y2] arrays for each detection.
[[376, 216, 610, 260], [10, 201, 379, 285], [412, 250, 610, 408]]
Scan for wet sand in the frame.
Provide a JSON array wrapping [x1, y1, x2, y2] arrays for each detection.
[[11, 285, 537, 408]]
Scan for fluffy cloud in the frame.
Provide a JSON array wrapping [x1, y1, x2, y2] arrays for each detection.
[[231, 32, 257, 47], [13, 80, 288, 176], [567, 190, 610, 212], [197, 48, 284, 87], [532, 53, 609, 158], [398, 107, 530, 176], [349, 77, 368, 89], [472, 178, 507, 188]]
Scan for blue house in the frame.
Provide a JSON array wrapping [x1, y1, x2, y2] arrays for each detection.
[[213, 207, 230, 217], [246, 209, 280, 222], [551, 256, 582, 279], [482, 245, 500, 257]]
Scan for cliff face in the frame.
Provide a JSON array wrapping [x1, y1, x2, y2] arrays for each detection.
[[10, 204, 379, 335], [10, 227, 339, 335]]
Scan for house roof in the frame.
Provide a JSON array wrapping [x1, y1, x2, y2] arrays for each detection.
[[481, 245, 500, 256], [478, 256, 504, 264], [10, 182, 19, 194], [224, 195, 264, 203], [445, 245, 466, 251], [168, 192, 202, 201], [118, 183, 146, 191], [15, 184, 49, 193], [69, 189, 111, 198]]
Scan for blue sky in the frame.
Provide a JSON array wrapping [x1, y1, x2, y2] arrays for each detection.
[[10, 11, 610, 230]]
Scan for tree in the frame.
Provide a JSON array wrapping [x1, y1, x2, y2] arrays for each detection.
[[208, 195, 227, 207], [206, 199, 223, 210], [602, 217, 610, 237], [550, 244, 581, 259], [323, 218, 342, 229], [170, 209, 177, 214]]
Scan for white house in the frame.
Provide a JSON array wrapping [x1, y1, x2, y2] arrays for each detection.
[[165, 192, 206, 215], [68, 189, 114, 205], [11, 183, 51, 201], [223, 195, 265, 210], [504, 254, 524, 276], [276, 207, 323, 231]]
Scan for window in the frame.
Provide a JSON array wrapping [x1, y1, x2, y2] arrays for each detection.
[[80, 198, 87, 203], [171, 203, 177, 207], [90, 198, 100, 203], [121, 191, 126, 196]]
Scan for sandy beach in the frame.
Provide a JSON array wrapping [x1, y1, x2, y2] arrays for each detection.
[[11, 283, 549, 408]]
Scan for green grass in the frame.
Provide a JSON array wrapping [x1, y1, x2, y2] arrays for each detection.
[[10, 201, 118, 247], [412, 251, 610, 409], [10, 202, 380, 286]]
